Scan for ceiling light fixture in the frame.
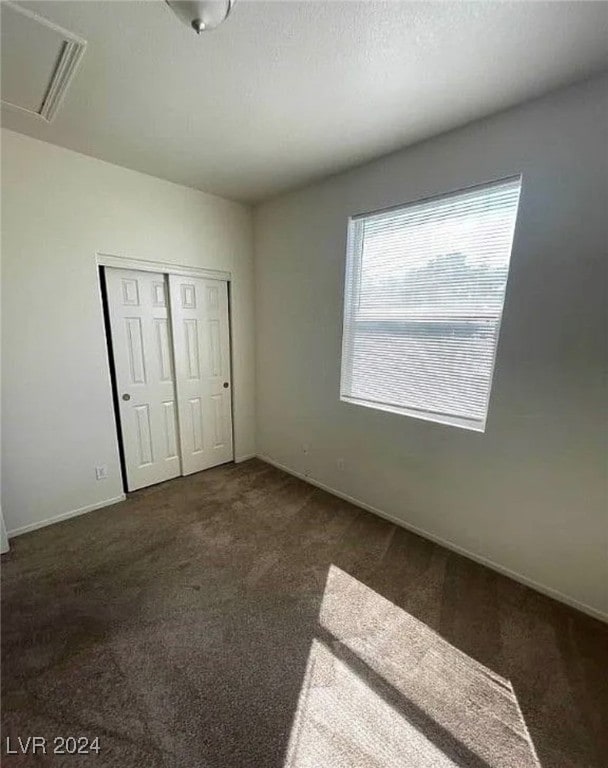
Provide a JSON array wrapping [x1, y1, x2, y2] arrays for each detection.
[[165, 1, 235, 34]]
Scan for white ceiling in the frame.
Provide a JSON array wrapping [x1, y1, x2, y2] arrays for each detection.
[[2, 1, 608, 203]]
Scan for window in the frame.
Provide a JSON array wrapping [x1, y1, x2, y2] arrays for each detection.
[[340, 176, 522, 432]]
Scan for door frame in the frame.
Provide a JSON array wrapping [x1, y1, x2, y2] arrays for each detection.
[[97, 253, 231, 282], [96, 252, 235, 494]]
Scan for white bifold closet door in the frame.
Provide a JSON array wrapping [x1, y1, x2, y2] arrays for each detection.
[[168, 275, 233, 475], [105, 268, 233, 491]]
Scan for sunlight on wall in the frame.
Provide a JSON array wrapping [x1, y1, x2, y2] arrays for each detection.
[[284, 565, 540, 768]]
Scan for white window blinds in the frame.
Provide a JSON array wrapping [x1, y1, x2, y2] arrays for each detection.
[[340, 176, 522, 431]]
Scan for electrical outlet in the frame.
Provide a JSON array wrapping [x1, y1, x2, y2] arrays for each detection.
[[337, 458, 345, 470], [95, 465, 108, 481]]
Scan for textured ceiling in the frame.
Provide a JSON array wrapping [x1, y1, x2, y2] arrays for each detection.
[[2, 1, 608, 202]]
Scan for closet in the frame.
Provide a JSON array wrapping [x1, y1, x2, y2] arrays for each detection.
[[104, 267, 233, 491]]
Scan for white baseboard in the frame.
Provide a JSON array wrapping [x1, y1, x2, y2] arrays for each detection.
[[7, 494, 126, 539], [258, 454, 608, 624], [0, 508, 9, 553], [235, 453, 256, 463]]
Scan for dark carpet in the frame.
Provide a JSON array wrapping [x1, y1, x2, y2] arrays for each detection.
[[1, 459, 606, 767]]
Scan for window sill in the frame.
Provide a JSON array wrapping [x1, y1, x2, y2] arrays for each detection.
[[339, 395, 486, 433]]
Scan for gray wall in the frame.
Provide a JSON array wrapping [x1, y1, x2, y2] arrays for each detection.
[[254, 75, 608, 618]]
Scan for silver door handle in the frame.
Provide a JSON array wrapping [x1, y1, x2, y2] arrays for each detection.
[[122, 393, 131, 401]]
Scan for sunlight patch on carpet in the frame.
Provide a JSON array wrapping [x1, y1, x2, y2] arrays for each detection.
[[284, 565, 540, 768]]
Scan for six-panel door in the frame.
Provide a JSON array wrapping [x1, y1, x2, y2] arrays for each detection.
[[105, 268, 182, 491], [168, 275, 234, 475]]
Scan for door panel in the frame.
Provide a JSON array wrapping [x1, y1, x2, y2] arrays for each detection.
[[105, 268, 181, 490], [169, 275, 233, 474]]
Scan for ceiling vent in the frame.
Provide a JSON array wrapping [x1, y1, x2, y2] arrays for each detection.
[[1, 1, 86, 123]]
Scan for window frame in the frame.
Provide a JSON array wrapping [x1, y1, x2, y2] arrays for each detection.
[[339, 175, 522, 432]]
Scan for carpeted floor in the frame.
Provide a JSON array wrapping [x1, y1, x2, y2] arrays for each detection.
[[1, 459, 606, 767]]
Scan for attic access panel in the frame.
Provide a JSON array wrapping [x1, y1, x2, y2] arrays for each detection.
[[1, 1, 86, 122]]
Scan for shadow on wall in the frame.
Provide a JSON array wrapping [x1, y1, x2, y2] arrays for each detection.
[[1, 459, 606, 767]]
